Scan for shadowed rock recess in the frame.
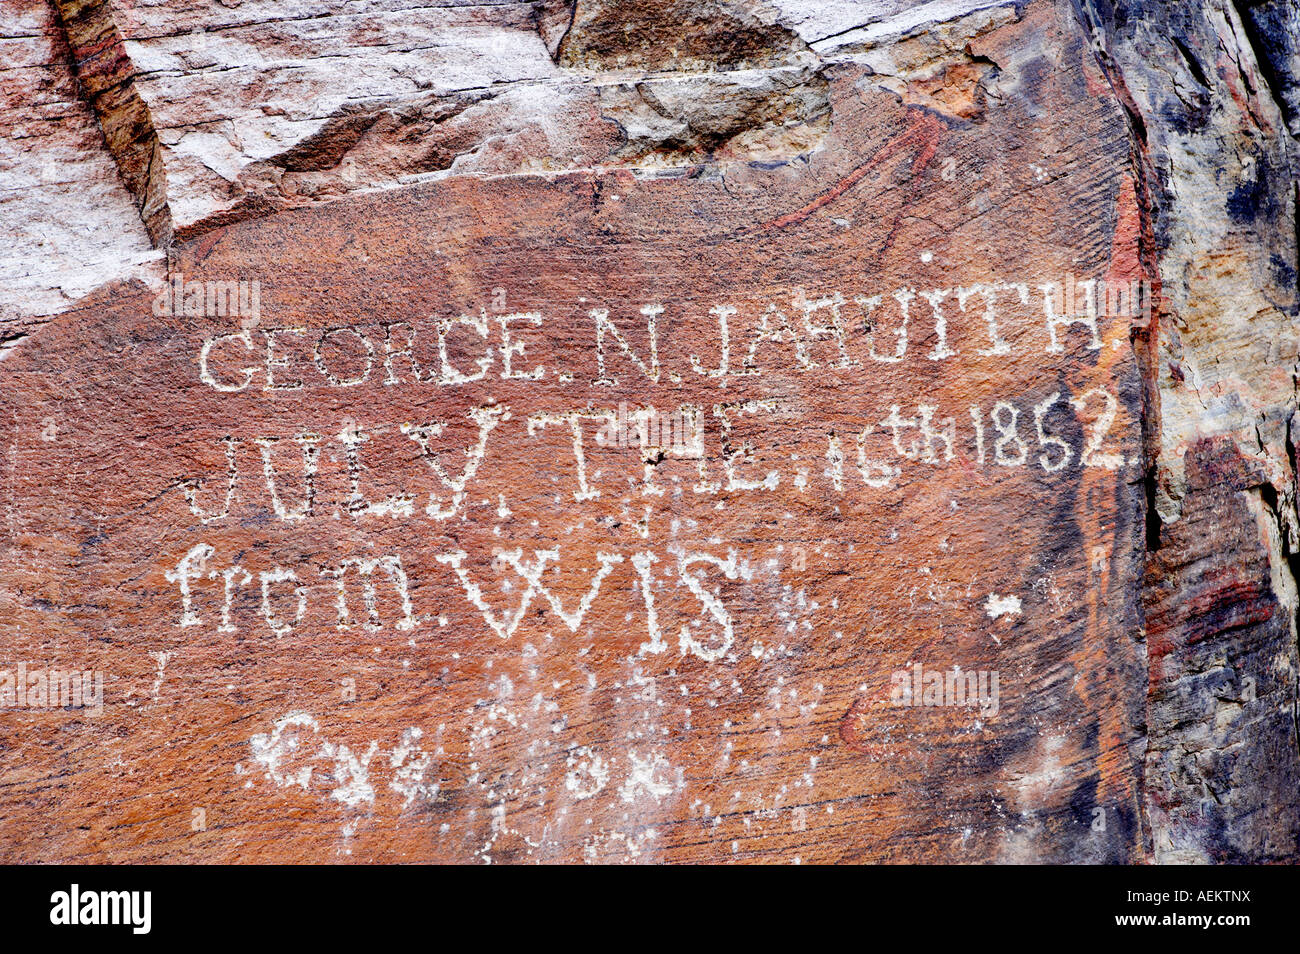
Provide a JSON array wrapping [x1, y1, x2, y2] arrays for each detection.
[[0, 0, 1295, 863]]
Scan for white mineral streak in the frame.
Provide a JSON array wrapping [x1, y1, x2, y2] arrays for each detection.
[[768, 0, 1015, 51]]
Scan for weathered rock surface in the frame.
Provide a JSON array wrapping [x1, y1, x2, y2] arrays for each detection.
[[0, 0, 1296, 864], [0, 0, 160, 332], [1079, 0, 1300, 863]]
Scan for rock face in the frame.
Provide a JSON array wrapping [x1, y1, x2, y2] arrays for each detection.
[[1077, 0, 1300, 863], [0, 0, 1295, 864]]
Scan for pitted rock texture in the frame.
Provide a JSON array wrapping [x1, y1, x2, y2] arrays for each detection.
[[0, 0, 1297, 864]]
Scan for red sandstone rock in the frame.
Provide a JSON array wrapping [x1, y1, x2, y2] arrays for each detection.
[[0, 0, 1296, 864]]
